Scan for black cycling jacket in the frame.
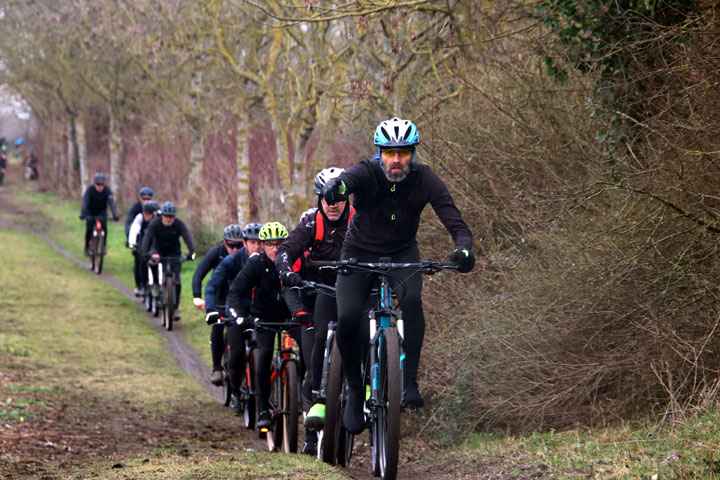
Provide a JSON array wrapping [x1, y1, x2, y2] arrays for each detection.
[[338, 157, 472, 253], [276, 207, 350, 286], [141, 216, 195, 257], [124, 201, 143, 237], [227, 252, 290, 322], [81, 185, 118, 218], [191, 241, 229, 298]]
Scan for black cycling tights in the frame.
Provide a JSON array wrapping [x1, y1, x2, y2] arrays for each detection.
[[84, 217, 107, 247], [336, 244, 424, 391], [210, 323, 225, 370], [254, 326, 303, 412]]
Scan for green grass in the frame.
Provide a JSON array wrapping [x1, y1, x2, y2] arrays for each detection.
[[0, 223, 347, 479], [7, 184, 720, 479], [11, 187, 215, 369]]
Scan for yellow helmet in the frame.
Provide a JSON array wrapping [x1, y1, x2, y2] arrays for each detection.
[[258, 221, 288, 241]]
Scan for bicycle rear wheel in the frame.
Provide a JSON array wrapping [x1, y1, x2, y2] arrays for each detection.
[[371, 327, 401, 480], [221, 349, 231, 407], [89, 235, 98, 271], [280, 360, 298, 453], [322, 337, 347, 465]]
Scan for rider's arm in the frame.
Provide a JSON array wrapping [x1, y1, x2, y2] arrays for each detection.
[[282, 286, 305, 316], [141, 218, 157, 255], [177, 219, 195, 255], [204, 252, 234, 313], [80, 186, 90, 216], [192, 243, 222, 298], [106, 188, 119, 218], [426, 168, 473, 250], [335, 158, 375, 196], [128, 213, 143, 246], [275, 215, 314, 274], [125, 202, 140, 236], [226, 256, 260, 317]]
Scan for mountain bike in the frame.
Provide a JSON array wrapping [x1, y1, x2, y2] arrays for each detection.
[[148, 256, 190, 331], [252, 317, 303, 453], [293, 280, 353, 466], [218, 317, 258, 431], [86, 215, 106, 275], [310, 258, 458, 480]]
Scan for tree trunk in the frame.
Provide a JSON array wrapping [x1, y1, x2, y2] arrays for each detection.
[[265, 97, 291, 223], [67, 116, 77, 194], [185, 70, 205, 233], [235, 114, 251, 225], [74, 115, 88, 196], [108, 112, 125, 205]]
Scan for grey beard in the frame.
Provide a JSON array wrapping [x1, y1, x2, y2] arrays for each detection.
[[383, 163, 410, 183]]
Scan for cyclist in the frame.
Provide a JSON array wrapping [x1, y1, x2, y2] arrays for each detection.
[[128, 201, 160, 295], [126, 187, 155, 295], [79, 173, 120, 256], [125, 187, 154, 241], [191, 223, 245, 385], [225, 222, 296, 430], [203, 222, 262, 407], [276, 167, 354, 454], [322, 117, 476, 434], [141, 201, 196, 321], [0, 135, 6, 185]]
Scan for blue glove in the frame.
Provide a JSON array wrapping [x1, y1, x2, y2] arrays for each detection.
[[449, 248, 475, 273], [322, 179, 347, 205]]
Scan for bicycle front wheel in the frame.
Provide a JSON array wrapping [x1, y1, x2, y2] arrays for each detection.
[[322, 337, 348, 465], [164, 276, 175, 331], [280, 360, 299, 453], [95, 234, 105, 275], [243, 348, 257, 430], [372, 327, 401, 480]]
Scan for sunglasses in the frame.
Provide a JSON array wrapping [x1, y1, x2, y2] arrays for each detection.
[[264, 241, 283, 249], [380, 149, 413, 160], [226, 242, 243, 250], [141, 196, 153, 201]]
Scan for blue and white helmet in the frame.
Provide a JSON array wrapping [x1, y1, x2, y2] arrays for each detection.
[[373, 117, 419, 149]]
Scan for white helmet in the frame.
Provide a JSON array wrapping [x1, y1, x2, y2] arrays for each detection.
[[314, 167, 344, 195]]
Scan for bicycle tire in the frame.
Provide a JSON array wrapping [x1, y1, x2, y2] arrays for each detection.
[[375, 327, 401, 480], [281, 360, 298, 453], [164, 275, 175, 331], [89, 234, 98, 271], [95, 234, 105, 275], [222, 351, 231, 407], [268, 364, 281, 451], [322, 337, 344, 465], [244, 348, 258, 430]]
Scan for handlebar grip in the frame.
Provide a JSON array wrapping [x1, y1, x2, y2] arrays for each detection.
[[306, 260, 339, 268]]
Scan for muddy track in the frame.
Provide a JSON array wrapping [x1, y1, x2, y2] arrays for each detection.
[[0, 178, 455, 480]]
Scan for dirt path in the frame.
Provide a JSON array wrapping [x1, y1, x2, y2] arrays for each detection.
[[0, 178, 494, 480]]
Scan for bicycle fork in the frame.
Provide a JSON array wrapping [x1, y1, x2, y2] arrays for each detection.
[[318, 321, 337, 401]]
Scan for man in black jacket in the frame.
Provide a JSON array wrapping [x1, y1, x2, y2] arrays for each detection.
[[191, 223, 244, 385], [125, 187, 154, 294], [276, 167, 354, 455], [141, 201, 195, 321], [226, 222, 293, 430], [322, 117, 476, 434], [80, 173, 120, 255]]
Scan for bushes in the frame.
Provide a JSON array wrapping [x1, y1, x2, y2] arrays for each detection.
[[417, 3, 720, 435]]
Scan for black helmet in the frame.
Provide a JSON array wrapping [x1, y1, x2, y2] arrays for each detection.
[[139, 186, 154, 197], [143, 201, 159, 214], [243, 223, 262, 240], [93, 173, 106, 184], [223, 224, 244, 243], [160, 201, 177, 216]]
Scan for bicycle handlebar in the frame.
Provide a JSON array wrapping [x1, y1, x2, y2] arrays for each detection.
[[292, 280, 337, 295], [218, 316, 304, 331], [306, 259, 459, 274]]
